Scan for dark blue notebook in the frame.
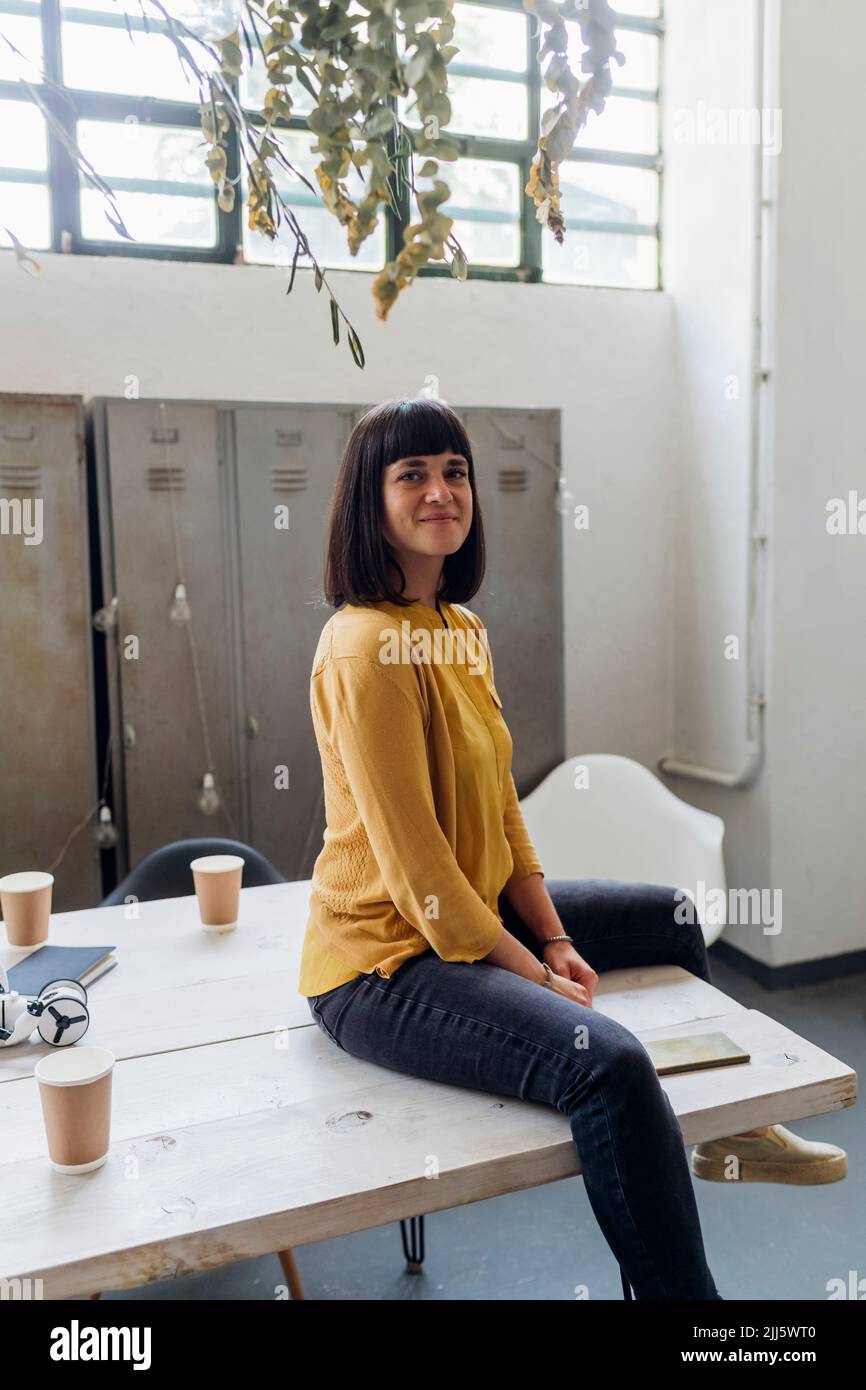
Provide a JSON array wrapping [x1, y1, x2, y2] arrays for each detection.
[[5, 944, 116, 997]]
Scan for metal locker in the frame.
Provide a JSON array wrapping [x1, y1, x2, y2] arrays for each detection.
[[463, 407, 564, 794], [230, 404, 356, 879], [92, 399, 241, 876], [0, 394, 101, 910]]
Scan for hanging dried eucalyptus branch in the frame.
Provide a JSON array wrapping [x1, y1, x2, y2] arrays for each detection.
[[0, 0, 623, 361]]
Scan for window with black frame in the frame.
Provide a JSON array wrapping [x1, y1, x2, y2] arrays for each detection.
[[0, 0, 662, 288]]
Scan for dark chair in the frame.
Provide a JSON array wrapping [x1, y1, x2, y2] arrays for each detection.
[[100, 837, 287, 906]]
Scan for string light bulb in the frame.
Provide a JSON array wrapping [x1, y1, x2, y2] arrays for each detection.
[[170, 581, 192, 625], [198, 772, 221, 816], [96, 805, 118, 848]]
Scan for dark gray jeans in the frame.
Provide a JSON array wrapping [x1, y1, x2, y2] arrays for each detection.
[[307, 879, 723, 1300]]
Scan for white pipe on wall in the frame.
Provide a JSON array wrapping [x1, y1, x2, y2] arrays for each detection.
[[659, 0, 778, 792]]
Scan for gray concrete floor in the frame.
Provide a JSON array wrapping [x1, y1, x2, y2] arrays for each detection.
[[90, 955, 864, 1301]]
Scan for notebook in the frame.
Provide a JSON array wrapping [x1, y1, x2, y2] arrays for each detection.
[[642, 1031, 751, 1076], [4, 944, 117, 997]]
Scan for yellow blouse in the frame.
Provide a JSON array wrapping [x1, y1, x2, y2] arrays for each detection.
[[297, 599, 544, 996]]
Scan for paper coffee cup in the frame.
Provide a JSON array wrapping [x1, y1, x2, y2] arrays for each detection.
[[0, 870, 53, 948], [35, 1046, 115, 1174], [190, 854, 244, 932]]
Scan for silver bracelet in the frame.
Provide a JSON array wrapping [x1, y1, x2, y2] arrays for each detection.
[[542, 934, 573, 948]]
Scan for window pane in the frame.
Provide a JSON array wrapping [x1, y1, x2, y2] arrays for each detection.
[[446, 74, 527, 139], [612, 0, 661, 17], [0, 13, 42, 80], [435, 158, 520, 267], [0, 98, 51, 248], [542, 89, 658, 156], [399, 75, 526, 140], [611, 28, 659, 91], [77, 120, 216, 245], [578, 94, 657, 154], [558, 161, 658, 227], [0, 182, 51, 248], [62, 18, 219, 100], [451, 3, 528, 72], [63, 0, 245, 28], [241, 130, 384, 271], [543, 226, 658, 288], [0, 97, 48, 170], [545, 19, 658, 94]]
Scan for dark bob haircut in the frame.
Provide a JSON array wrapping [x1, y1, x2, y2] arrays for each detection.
[[322, 396, 486, 609]]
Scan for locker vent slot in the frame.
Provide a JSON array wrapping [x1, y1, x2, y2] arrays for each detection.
[[498, 466, 529, 492], [147, 465, 186, 491], [272, 465, 308, 493], [0, 462, 42, 492]]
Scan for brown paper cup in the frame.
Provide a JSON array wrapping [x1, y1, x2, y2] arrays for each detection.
[[35, 1046, 115, 1174], [0, 870, 53, 947], [190, 854, 244, 932]]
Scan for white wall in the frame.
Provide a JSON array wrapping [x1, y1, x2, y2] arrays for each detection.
[[662, 0, 866, 971], [661, 0, 775, 966], [767, 0, 866, 966]]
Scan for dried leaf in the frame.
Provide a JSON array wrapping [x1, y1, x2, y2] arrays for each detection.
[[286, 240, 301, 294], [3, 226, 41, 276], [347, 325, 365, 369]]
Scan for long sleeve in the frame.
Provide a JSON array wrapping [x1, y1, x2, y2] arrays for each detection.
[[313, 655, 505, 963], [503, 772, 545, 891], [475, 614, 545, 893]]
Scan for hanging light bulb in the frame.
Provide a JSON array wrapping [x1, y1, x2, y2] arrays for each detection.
[[93, 595, 119, 632], [170, 581, 192, 625], [198, 772, 221, 816], [96, 805, 118, 849], [169, 0, 245, 41], [554, 474, 576, 516]]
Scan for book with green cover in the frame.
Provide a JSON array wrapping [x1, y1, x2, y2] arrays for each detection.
[[642, 1031, 750, 1076]]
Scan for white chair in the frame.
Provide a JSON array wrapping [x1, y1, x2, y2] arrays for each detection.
[[518, 754, 727, 947]]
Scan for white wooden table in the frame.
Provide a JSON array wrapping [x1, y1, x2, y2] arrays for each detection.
[[0, 883, 857, 1298]]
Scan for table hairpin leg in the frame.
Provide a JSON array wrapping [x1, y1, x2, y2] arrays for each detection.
[[400, 1215, 425, 1273], [278, 1248, 306, 1300], [620, 1265, 633, 1300]]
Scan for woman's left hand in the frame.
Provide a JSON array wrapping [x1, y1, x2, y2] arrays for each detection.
[[542, 941, 599, 1003]]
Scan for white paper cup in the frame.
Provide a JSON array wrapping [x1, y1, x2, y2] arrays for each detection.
[[35, 1046, 115, 1173], [0, 870, 53, 948], [190, 854, 244, 932]]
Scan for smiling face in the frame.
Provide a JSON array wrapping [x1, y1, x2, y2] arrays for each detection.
[[381, 450, 473, 588]]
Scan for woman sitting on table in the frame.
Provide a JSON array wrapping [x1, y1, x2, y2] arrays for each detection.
[[298, 396, 845, 1301]]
